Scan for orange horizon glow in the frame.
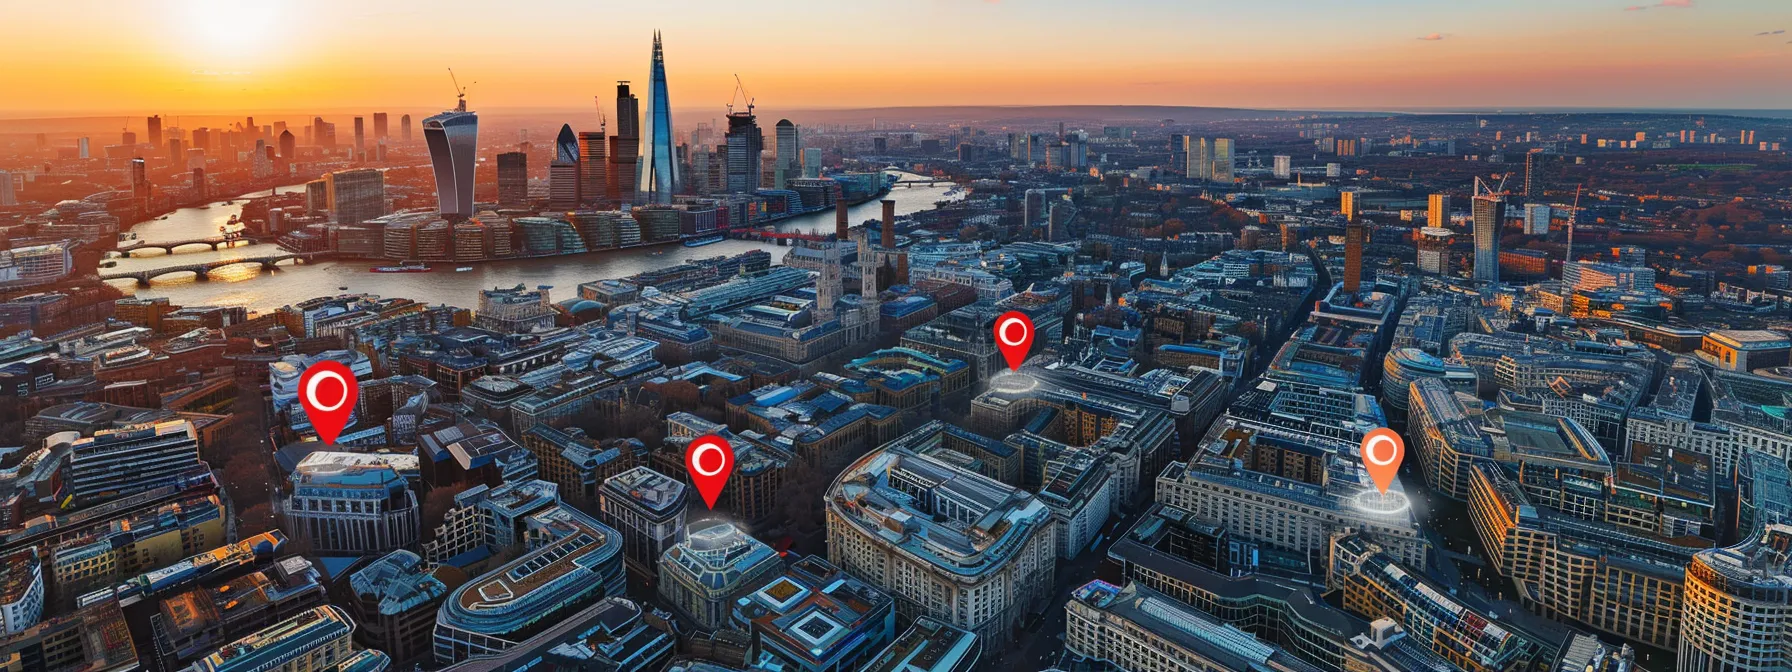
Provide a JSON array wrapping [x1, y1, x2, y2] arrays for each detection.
[[3, 0, 1790, 119]]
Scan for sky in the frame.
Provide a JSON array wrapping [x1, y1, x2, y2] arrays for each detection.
[[1, 0, 1790, 118]]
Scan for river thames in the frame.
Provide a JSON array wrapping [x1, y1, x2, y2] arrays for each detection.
[[104, 172, 959, 314]]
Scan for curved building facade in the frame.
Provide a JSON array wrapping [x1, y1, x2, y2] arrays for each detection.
[[1680, 523, 1792, 671], [432, 505, 625, 664], [423, 104, 478, 218], [825, 445, 1055, 653], [1381, 347, 1476, 421]]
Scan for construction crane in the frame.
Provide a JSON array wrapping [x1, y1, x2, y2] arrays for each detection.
[[1566, 184, 1583, 264], [593, 97, 607, 133], [448, 68, 474, 111], [727, 74, 754, 115]]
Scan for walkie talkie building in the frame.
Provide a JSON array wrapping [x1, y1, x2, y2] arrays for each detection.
[[423, 99, 478, 218]]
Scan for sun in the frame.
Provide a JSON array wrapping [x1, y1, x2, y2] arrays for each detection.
[[180, 0, 283, 57]]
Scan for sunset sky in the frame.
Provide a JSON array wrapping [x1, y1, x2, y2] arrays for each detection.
[[3, 0, 1790, 118]]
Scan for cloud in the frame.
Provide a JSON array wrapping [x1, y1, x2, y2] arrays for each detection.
[[1418, 32, 1446, 41], [1756, 29, 1787, 35], [1656, 0, 1693, 6]]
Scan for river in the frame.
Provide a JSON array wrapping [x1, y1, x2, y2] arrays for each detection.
[[105, 172, 960, 314]]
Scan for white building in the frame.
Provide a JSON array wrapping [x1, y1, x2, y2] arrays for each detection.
[[284, 452, 420, 556], [0, 549, 44, 635]]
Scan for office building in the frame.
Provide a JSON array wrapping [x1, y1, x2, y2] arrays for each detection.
[[149, 552, 328, 671], [1699, 330, 1790, 373], [1681, 523, 1792, 671], [611, 82, 641, 206], [803, 147, 823, 178], [148, 114, 163, 148], [1273, 154, 1291, 179], [598, 466, 687, 578], [433, 498, 626, 664], [187, 605, 369, 672], [1524, 203, 1551, 235], [550, 123, 581, 210], [1340, 190, 1359, 222], [725, 107, 763, 194], [856, 618, 980, 672], [1523, 150, 1540, 199], [401, 114, 411, 143], [1415, 228, 1452, 275], [732, 555, 896, 672], [325, 169, 386, 225], [1428, 193, 1451, 227], [774, 119, 799, 190], [354, 116, 365, 157], [347, 550, 453, 667], [67, 420, 203, 506], [825, 446, 1055, 653], [658, 522, 783, 631], [0, 549, 44, 635], [1472, 188, 1505, 283], [641, 32, 678, 203], [373, 112, 388, 140], [1066, 580, 1324, 672], [496, 152, 528, 207], [1562, 261, 1654, 293], [424, 99, 478, 218], [0, 170, 14, 207], [580, 129, 607, 206], [283, 452, 420, 556], [1343, 221, 1365, 292]]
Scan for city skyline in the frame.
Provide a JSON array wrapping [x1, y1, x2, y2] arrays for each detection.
[[5, 0, 1792, 118]]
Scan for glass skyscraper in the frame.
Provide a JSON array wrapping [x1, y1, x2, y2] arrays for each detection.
[[640, 31, 678, 204], [423, 98, 478, 218]]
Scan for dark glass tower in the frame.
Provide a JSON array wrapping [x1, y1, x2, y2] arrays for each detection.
[[423, 97, 478, 218], [641, 31, 678, 204]]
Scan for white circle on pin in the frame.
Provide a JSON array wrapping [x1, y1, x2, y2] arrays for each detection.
[[1364, 435, 1399, 466], [998, 317, 1029, 347], [305, 370, 349, 413], [691, 442, 727, 477]]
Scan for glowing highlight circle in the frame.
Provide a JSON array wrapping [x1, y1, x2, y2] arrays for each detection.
[[998, 317, 1030, 347], [691, 442, 728, 478], [304, 370, 349, 413]]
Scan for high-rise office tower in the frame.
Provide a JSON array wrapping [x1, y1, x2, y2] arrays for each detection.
[[423, 97, 478, 218], [550, 124, 582, 210], [312, 117, 327, 146], [611, 82, 641, 206], [147, 115, 162, 150], [1472, 178, 1505, 284], [497, 152, 528, 208], [0, 171, 15, 207], [1524, 203, 1551, 235], [1523, 150, 1540, 200], [725, 108, 763, 194], [774, 119, 799, 190], [130, 158, 149, 218], [1343, 220, 1365, 293], [373, 112, 389, 140], [325, 168, 386, 225], [579, 128, 607, 206], [803, 147, 823, 179], [68, 421, 201, 507], [1340, 190, 1359, 222], [1211, 138, 1235, 182], [77, 137, 90, 159], [278, 130, 295, 159], [1417, 228, 1452, 275], [640, 32, 678, 204], [1428, 193, 1451, 227], [1273, 154, 1291, 179], [1184, 137, 1209, 180], [353, 116, 365, 158], [400, 114, 412, 143]]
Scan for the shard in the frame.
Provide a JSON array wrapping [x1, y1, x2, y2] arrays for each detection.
[[639, 31, 678, 204]]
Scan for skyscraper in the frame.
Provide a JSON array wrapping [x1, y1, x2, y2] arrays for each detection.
[[1273, 154, 1291, 179], [277, 130, 295, 159], [610, 82, 641, 206], [1344, 220, 1365, 293], [725, 107, 762, 194], [497, 152, 528, 207], [1340, 189, 1359, 222], [373, 112, 389, 140], [325, 168, 386, 225], [77, 137, 89, 159], [1211, 138, 1235, 182], [640, 32, 678, 204], [579, 129, 607, 206], [1472, 178, 1505, 284], [147, 115, 162, 151], [423, 98, 478, 218], [400, 114, 412, 143], [774, 119, 799, 190], [1428, 193, 1451, 227], [550, 124, 581, 210], [1523, 149, 1540, 200], [353, 116, 365, 158], [803, 147, 822, 178]]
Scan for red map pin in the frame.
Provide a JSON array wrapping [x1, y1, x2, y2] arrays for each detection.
[[299, 361, 358, 445], [994, 311, 1035, 371], [686, 434, 735, 509]]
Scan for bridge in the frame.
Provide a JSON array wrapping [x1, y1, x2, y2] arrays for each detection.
[[892, 178, 956, 187], [116, 234, 272, 257], [101, 252, 331, 286], [727, 229, 829, 245]]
